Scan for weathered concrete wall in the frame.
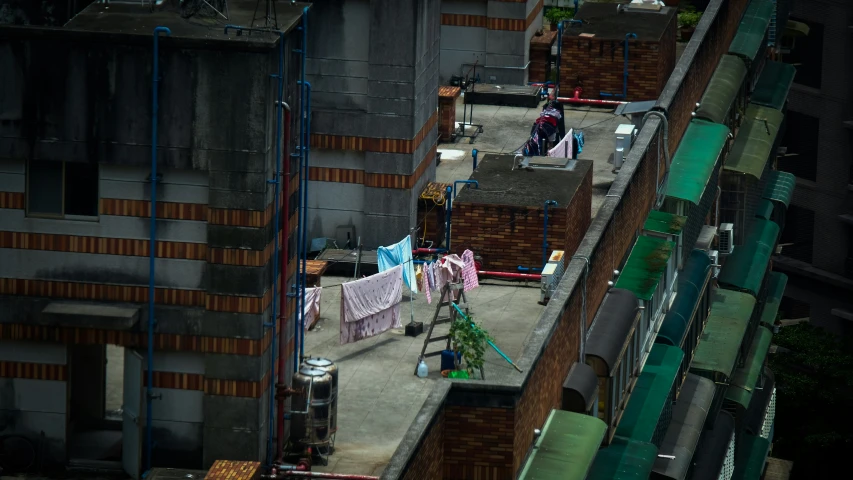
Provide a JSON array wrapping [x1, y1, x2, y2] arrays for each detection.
[[381, 1, 750, 478]]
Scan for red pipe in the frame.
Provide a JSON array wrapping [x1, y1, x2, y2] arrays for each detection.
[[557, 87, 627, 107], [276, 106, 292, 462], [413, 248, 445, 254], [478, 271, 541, 281], [280, 472, 379, 480]]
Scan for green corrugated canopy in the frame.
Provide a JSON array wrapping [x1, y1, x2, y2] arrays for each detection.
[[724, 104, 784, 180], [763, 170, 796, 208], [718, 218, 781, 296], [665, 120, 731, 205], [729, 0, 775, 64], [615, 344, 683, 444], [644, 210, 687, 236], [751, 60, 797, 110], [695, 55, 748, 124], [518, 410, 607, 480], [725, 326, 773, 409], [732, 434, 771, 480], [587, 436, 657, 480], [658, 250, 712, 347], [691, 290, 756, 383], [760, 272, 788, 327], [755, 199, 774, 220], [614, 236, 675, 301]]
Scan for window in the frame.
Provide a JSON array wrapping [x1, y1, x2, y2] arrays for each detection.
[[786, 17, 823, 89], [27, 160, 99, 218], [779, 110, 818, 182], [779, 205, 814, 263]]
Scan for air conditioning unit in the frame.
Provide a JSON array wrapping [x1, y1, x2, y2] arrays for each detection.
[[709, 250, 720, 278], [613, 124, 637, 171], [719, 223, 735, 255], [540, 250, 566, 304]]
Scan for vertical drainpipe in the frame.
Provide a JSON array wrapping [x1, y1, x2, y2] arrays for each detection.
[[292, 13, 307, 373], [445, 186, 453, 250], [600, 33, 637, 99], [276, 102, 291, 462], [472, 149, 479, 170], [298, 6, 311, 363], [147, 25, 171, 472], [555, 22, 563, 98], [543, 200, 558, 267]]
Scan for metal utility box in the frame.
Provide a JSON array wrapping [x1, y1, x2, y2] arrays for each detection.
[[614, 124, 638, 171]]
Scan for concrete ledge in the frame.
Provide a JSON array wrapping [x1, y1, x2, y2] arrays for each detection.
[[40, 302, 140, 330]]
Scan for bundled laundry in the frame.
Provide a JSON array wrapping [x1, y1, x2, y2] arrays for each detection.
[[522, 102, 562, 156], [418, 249, 479, 304]]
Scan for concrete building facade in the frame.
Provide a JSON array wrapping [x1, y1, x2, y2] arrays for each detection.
[[439, 0, 545, 85], [305, 0, 441, 249], [0, 1, 308, 473], [772, 0, 853, 336]]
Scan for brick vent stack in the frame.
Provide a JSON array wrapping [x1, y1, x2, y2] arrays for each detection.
[[529, 31, 557, 83], [438, 86, 462, 142], [559, 15, 677, 102], [451, 173, 592, 271]]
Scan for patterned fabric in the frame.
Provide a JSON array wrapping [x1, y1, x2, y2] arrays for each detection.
[[421, 265, 432, 304], [340, 265, 403, 344], [461, 250, 479, 292], [303, 287, 322, 329]]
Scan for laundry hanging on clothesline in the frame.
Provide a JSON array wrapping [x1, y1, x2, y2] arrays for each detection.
[[377, 235, 417, 293], [417, 250, 479, 305], [303, 287, 322, 330], [340, 265, 403, 344], [548, 128, 574, 158]]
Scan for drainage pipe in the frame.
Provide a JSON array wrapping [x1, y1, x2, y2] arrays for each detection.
[[147, 25, 171, 472], [445, 186, 452, 250], [543, 200, 558, 267], [600, 33, 638, 99], [299, 80, 311, 363], [640, 110, 670, 208], [452, 180, 479, 201], [472, 149, 479, 170], [479, 271, 541, 281], [276, 101, 291, 462], [413, 248, 446, 254], [557, 87, 628, 107], [292, 8, 310, 372]]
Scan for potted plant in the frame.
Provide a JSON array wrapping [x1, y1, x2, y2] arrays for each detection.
[[544, 8, 573, 32], [678, 6, 702, 41], [448, 316, 493, 379]]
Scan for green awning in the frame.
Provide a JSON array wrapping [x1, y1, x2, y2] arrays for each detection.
[[691, 290, 756, 383], [587, 436, 657, 480], [760, 272, 788, 327], [614, 236, 675, 301], [718, 218, 781, 296], [615, 344, 683, 444], [725, 326, 773, 409], [518, 410, 607, 480], [784, 20, 810, 38], [729, 0, 775, 64], [762, 170, 796, 208], [755, 199, 775, 220], [695, 55, 748, 124], [658, 250, 712, 347], [724, 104, 784, 180], [665, 120, 731, 205], [644, 210, 687, 236], [751, 61, 797, 110], [732, 434, 771, 480]]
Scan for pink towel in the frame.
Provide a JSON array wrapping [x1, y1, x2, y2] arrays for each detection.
[[421, 265, 431, 304], [303, 287, 322, 329], [462, 250, 479, 292], [340, 265, 403, 344]]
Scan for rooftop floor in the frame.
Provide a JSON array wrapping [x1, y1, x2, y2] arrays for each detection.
[[305, 276, 543, 476]]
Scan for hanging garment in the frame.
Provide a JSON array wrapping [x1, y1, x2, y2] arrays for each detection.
[[426, 262, 436, 292], [421, 265, 432, 304], [548, 127, 574, 158], [461, 250, 479, 292], [340, 265, 403, 344], [377, 235, 417, 293], [303, 287, 323, 330]]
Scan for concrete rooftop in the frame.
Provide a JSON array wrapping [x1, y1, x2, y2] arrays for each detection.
[[572, 3, 677, 41]]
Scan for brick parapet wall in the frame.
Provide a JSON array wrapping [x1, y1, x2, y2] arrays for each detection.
[[529, 30, 557, 82], [383, 1, 749, 478], [450, 170, 592, 271]]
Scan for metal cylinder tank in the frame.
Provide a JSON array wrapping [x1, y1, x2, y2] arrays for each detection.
[[290, 366, 333, 447], [303, 357, 338, 436]]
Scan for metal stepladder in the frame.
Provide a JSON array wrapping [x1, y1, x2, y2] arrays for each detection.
[[414, 282, 484, 379]]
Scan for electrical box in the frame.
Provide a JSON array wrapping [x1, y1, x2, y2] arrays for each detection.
[[540, 250, 566, 305], [614, 124, 637, 171], [719, 223, 735, 255]]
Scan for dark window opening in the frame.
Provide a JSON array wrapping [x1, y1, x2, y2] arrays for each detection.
[[28, 160, 99, 218], [779, 296, 810, 322], [786, 17, 823, 89], [779, 205, 815, 263], [779, 110, 818, 181]]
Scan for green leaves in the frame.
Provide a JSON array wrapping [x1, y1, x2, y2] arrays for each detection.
[[449, 315, 494, 374]]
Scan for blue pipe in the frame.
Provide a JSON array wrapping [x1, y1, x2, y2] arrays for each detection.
[[543, 200, 558, 266], [556, 22, 563, 98], [452, 180, 479, 200], [224, 21, 288, 467], [298, 7, 311, 364], [147, 25, 171, 472], [445, 186, 452, 250], [600, 33, 637, 99], [472, 149, 479, 170], [517, 266, 542, 273]]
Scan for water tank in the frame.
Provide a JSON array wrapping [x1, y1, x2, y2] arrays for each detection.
[[290, 366, 334, 447], [302, 357, 338, 436]]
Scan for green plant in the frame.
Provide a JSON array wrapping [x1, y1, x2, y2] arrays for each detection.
[[678, 9, 702, 28], [544, 7, 574, 26], [448, 315, 493, 375]]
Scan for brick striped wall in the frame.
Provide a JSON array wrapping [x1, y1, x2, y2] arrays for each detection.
[[441, 0, 543, 32]]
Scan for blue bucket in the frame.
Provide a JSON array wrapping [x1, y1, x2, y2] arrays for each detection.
[[441, 350, 462, 371]]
